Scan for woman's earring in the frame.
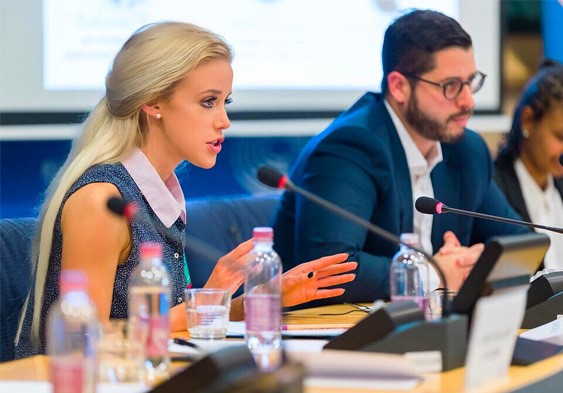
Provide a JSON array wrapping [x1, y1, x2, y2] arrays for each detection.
[[155, 113, 162, 119], [522, 128, 530, 138]]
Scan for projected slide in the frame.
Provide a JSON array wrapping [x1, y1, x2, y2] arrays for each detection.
[[0, 0, 500, 113], [43, 0, 457, 91]]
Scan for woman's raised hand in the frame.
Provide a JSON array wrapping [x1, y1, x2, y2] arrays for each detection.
[[204, 239, 253, 294], [205, 240, 357, 308], [281, 253, 357, 307]]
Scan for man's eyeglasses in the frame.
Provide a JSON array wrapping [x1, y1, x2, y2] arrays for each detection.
[[403, 71, 486, 100]]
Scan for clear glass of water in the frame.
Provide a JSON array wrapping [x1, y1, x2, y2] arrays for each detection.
[[184, 289, 231, 340], [428, 289, 457, 320], [97, 319, 145, 384]]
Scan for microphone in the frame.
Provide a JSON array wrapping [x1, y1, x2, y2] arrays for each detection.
[[560, 153, 563, 166], [106, 196, 224, 262], [257, 166, 450, 315], [415, 196, 563, 234], [258, 166, 472, 371], [107, 196, 139, 220]]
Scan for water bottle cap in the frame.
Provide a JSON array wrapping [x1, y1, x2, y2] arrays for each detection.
[[140, 242, 163, 259], [253, 226, 273, 241], [400, 233, 421, 247], [60, 270, 87, 294]]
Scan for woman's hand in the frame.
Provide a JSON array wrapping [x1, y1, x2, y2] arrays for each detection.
[[204, 239, 254, 294], [281, 253, 357, 307], [204, 240, 357, 315]]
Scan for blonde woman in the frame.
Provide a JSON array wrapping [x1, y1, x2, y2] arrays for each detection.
[[15, 22, 356, 358]]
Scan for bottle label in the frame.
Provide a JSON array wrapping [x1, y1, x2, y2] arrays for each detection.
[[146, 315, 169, 357], [391, 295, 428, 311], [50, 358, 88, 393], [245, 294, 281, 331]]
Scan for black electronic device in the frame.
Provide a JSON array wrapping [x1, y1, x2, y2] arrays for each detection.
[[150, 346, 257, 393], [416, 196, 562, 328], [323, 299, 468, 371], [451, 232, 550, 316], [527, 270, 563, 309], [522, 270, 563, 329], [150, 346, 305, 393]]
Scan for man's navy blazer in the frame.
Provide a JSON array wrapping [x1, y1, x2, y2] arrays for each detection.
[[273, 92, 527, 304]]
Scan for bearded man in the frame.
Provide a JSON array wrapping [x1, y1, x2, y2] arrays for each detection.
[[272, 9, 528, 305]]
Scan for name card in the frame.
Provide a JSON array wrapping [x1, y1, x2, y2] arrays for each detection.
[[464, 286, 528, 390]]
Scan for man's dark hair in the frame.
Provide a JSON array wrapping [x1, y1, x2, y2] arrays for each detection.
[[381, 9, 472, 94]]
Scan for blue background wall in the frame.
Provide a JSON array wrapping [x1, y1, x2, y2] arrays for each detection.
[[542, 0, 563, 63], [0, 136, 311, 219]]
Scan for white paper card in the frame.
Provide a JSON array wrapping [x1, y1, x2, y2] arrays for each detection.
[[289, 349, 422, 391], [519, 317, 563, 345], [169, 338, 328, 356], [464, 286, 528, 390], [0, 381, 147, 393], [226, 321, 346, 338]]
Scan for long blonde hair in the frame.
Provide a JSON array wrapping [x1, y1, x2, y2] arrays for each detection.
[[17, 22, 233, 344]]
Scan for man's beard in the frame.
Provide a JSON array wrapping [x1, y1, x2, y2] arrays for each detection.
[[405, 93, 473, 143]]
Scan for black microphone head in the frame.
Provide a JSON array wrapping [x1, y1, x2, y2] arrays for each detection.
[[107, 196, 137, 219], [415, 196, 442, 215], [559, 153, 563, 166], [107, 196, 126, 216], [257, 166, 287, 189]]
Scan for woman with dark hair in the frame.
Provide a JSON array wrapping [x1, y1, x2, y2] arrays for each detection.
[[494, 59, 563, 270]]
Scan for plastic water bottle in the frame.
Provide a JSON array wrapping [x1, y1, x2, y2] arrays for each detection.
[[389, 233, 430, 315], [129, 242, 171, 385], [46, 270, 99, 393], [244, 227, 282, 371]]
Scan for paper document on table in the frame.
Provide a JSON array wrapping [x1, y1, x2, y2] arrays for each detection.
[[519, 317, 563, 345], [288, 349, 422, 390], [168, 337, 244, 357], [170, 337, 327, 357], [0, 381, 147, 392], [226, 321, 349, 338], [167, 338, 420, 389]]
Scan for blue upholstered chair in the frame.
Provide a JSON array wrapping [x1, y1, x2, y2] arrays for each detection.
[[184, 194, 280, 292], [0, 193, 280, 362], [0, 218, 35, 362]]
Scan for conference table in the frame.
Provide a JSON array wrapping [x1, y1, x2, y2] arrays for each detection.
[[0, 304, 561, 392]]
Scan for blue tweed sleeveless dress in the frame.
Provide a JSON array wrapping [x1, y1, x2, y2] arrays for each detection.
[[15, 163, 188, 358]]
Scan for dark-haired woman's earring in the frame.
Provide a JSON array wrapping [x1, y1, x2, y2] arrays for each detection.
[[522, 128, 530, 138], [155, 113, 162, 119]]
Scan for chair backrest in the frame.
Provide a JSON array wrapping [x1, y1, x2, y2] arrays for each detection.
[[0, 218, 36, 362], [0, 193, 280, 362], [185, 194, 280, 293]]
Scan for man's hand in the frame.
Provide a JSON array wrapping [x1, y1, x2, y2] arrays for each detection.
[[433, 231, 484, 291]]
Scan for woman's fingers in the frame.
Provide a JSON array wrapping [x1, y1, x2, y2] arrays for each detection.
[[317, 273, 356, 288], [205, 239, 254, 293], [222, 238, 254, 262], [286, 270, 356, 288], [215, 239, 254, 273], [315, 262, 358, 279], [285, 253, 349, 276], [281, 272, 352, 307], [313, 288, 346, 300]]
